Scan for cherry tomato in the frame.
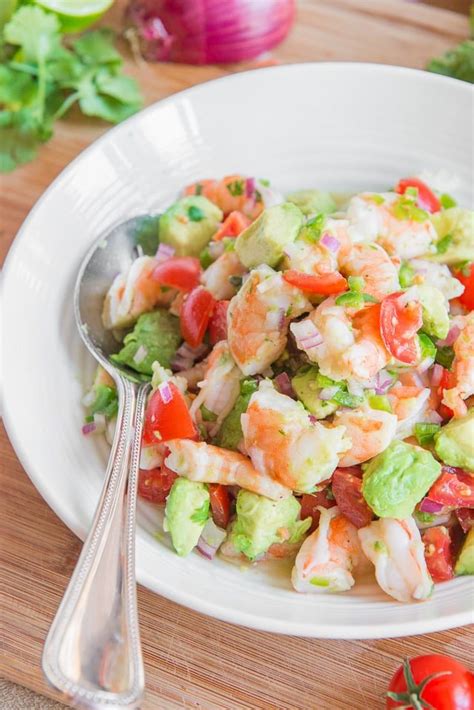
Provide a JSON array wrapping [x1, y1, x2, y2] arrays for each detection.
[[282, 270, 348, 294], [137, 464, 177, 503], [427, 466, 474, 508], [152, 256, 201, 292], [452, 262, 474, 310], [180, 286, 216, 348], [456, 508, 474, 533], [386, 655, 474, 710], [331, 468, 373, 529], [422, 526, 455, 582], [213, 211, 250, 241], [395, 177, 441, 213], [142, 382, 198, 446], [380, 291, 423, 365], [300, 487, 336, 532], [208, 484, 231, 528], [208, 300, 229, 344]]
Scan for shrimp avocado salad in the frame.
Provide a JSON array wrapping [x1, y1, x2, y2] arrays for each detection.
[[82, 174, 474, 603]]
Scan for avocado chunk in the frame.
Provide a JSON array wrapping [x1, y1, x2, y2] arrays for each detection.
[[286, 190, 336, 216], [434, 410, 474, 472], [428, 207, 474, 265], [362, 440, 442, 518], [111, 309, 181, 374], [455, 528, 474, 576], [229, 490, 311, 560], [159, 196, 223, 257], [214, 379, 258, 451], [416, 285, 449, 340], [235, 202, 304, 268], [291, 365, 338, 419], [164, 478, 210, 556]]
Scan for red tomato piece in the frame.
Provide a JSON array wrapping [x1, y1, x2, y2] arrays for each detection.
[[427, 466, 474, 508], [452, 262, 474, 310], [208, 300, 229, 344], [142, 382, 198, 446], [395, 177, 441, 213], [386, 655, 474, 710], [422, 526, 455, 582], [137, 464, 177, 504], [300, 487, 336, 532], [213, 211, 250, 241], [282, 270, 348, 294], [208, 484, 231, 529], [331, 468, 374, 529], [180, 286, 216, 348], [152, 256, 201, 292], [456, 508, 474, 533], [380, 291, 423, 365]]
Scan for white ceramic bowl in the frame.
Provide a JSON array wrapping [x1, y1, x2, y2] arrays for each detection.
[[2, 63, 473, 638]]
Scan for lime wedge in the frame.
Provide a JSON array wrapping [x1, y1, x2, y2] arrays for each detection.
[[33, 0, 114, 32]]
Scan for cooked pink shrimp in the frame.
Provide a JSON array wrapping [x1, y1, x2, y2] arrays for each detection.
[[190, 341, 241, 435], [184, 175, 263, 220], [201, 251, 247, 300], [410, 259, 465, 301], [339, 242, 400, 300], [102, 256, 174, 329], [294, 298, 390, 386], [358, 517, 433, 602], [165, 439, 291, 501], [442, 312, 474, 417], [283, 219, 352, 277], [227, 265, 310, 376], [242, 381, 349, 493], [334, 405, 398, 466], [291, 506, 363, 593], [388, 381, 431, 438]]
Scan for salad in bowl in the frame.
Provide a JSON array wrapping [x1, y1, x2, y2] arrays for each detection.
[[82, 172, 474, 604]]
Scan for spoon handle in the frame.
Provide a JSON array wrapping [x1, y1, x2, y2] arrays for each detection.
[[42, 376, 148, 709]]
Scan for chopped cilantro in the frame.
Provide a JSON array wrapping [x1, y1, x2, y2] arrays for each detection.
[[190, 500, 210, 525], [188, 205, 205, 222], [436, 233, 453, 254], [227, 179, 244, 197], [199, 247, 213, 269], [435, 345, 455, 370], [392, 196, 429, 223], [332, 389, 364, 408], [440, 193, 457, 209]]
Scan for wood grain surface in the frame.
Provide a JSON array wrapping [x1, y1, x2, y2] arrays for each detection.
[[1, 2, 472, 708]]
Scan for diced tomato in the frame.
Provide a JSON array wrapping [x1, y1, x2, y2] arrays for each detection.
[[456, 508, 474, 533], [180, 286, 216, 348], [137, 463, 177, 503], [142, 382, 198, 445], [395, 177, 441, 213], [208, 300, 229, 344], [422, 526, 455, 582], [213, 211, 250, 241], [331, 468, 374, 528], [300, 487, 336, 532], [439, 368, 456, 392], [282, 270, 348, 295], [380, 291, 423, 365], [427, 466, 474, 508], [208, 484, 231, 528], [452, 262, 474, 310], [152, 256, 201, 292]]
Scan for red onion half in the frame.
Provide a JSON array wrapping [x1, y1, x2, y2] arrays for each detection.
[[274, 372, 295, 399], [125, 0, 295, 65], [419, 498, 445, 514]]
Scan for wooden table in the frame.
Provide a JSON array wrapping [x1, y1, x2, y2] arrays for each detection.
[[1, 1, 472, 708]]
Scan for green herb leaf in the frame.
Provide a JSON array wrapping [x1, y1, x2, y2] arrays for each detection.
[[199, 246, 213, 269], [348, 275, 365, 292], [414, 422, 441, 447], [440, 193, 457, 209], [133, 215, 160, 256], [332, 389, 364, 408], [226, 179, 244, 196], [392, 195, 429, 223], [89, 384, 118, 419], [0, 108, 47, 172], [427, 40, 474, 84], [73, 29, 122, 67], [201, 405, 217, 422], [436, 233, 453, 254], [0, 65, 36, 106], [4, 6, 59, 63], [301, 212, 325, 243], [190, 500, 210, 525], [95, 69, 142, 105], [435, 345, 455, 370], [399, 261, 415, 288], [187, 204, 205, 222]]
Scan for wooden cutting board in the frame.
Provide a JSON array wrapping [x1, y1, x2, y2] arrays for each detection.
[[1, 2, 472, 708]]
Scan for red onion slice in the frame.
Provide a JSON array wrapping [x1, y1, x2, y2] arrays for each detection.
[[374, 370, 394, 394], [245, 177, 256, 198], [158, 381, 173, 404], [431, 363, 444, 387], [320, 233, 340, 253], [196, 518, 227, 559], [156, 243, 175, 261], [82, 422, 96, 436], [274, 372, 296, 399], [436, 325, 460, 347], [133, 344, 148, 364], [419, 498, 445, 514]]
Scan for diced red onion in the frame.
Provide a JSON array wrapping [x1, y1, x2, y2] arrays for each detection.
[[419, 498, 445, 514], [209, 241, 225, 259], [158, 381, 173, 404], [290, 320, 323, 350], [155, 243, 175, 261], [319, 386, 340, 401], [417, 357, 434, 374], [133, 344, 148, 364], [245, 177, 256, 198], [425, 410, 443, 424], [197, 518, 227, 559], [82, 422, 96, 436], [436, 325, 460, 348], [320, 233, 340, 253], [308, 414, 317, 425], [274, 372, 296, 399], [171, 342, 208, 372], [266, 307, 285, 330], [431, 363, 444, 387], [374, 370, 394, 394]]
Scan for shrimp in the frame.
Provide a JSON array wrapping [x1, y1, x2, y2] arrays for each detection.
[[291, 506, 363, 593], [346, 193, 437, 259], [388, 380, 431, 438], [165, 439, 291, 501], [185, 175, 263, 220], [410, 259, 465, 302], [334, 405, 398, 466], [190, 341, 241, 435], [358, 517, 433, 602], [339, 242, 400, 300], [296, 298, 389, 386], [227, 265, 310, 376], [201, 251, 247, 300], [442, 312, 474, 417], [102, 256, 174, 329], [283, 219, 352, 277], [241, 380, 350, 493]]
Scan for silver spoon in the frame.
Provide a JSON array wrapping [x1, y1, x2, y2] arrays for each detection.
[[42, 215, 160, 710]]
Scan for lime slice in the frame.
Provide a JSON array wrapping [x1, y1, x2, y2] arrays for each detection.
[[33, 0, 114, 32]]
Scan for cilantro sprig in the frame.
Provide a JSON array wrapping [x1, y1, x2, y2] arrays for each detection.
[[0, 7, 143, 172]]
